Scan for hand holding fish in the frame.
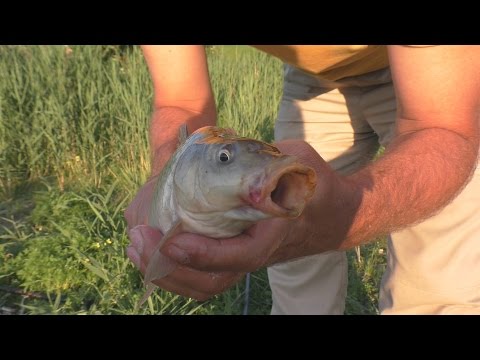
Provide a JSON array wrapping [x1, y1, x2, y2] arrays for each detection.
[[126, 126, 344, 302]]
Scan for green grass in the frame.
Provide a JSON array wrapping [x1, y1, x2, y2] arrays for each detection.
[[0, 45, 386, 315]]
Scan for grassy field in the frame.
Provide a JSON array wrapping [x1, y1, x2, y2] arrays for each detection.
[[0, 45, 386, 315]]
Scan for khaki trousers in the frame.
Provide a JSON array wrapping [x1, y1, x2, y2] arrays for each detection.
[[269, 65, 480, 315]]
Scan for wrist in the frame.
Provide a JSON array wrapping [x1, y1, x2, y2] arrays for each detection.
[[299, 159, 363, 253], [149, 106, 216, 176]]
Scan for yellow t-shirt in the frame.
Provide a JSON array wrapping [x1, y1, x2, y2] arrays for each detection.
[[252, 45, 389, 82]]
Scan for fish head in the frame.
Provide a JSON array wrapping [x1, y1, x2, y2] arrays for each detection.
[[173, 126, 317, 219]]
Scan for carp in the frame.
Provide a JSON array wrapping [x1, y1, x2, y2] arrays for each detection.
[[138, 125, 317, 305]]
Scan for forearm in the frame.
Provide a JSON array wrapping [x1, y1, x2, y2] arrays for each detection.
[[335, 127, 479, 250], [141, 45, 217, 176], [149, 105, 216, 176]]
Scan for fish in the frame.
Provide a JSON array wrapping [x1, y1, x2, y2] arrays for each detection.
[[137, 125, 317, 306]]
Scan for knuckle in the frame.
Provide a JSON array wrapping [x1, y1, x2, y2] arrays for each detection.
[[189, 241, 210, 267]]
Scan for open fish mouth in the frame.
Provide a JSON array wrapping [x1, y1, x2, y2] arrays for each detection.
[[246, 156, 317, 218]]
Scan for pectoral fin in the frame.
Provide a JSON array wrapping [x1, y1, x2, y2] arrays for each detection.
[[144, 220, 183, 283], [136, 221, 184, 309]]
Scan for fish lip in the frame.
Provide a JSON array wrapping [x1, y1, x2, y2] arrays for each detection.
[[244, 156, 317, 218]]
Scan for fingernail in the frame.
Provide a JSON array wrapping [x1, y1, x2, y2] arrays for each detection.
[[126, 246, 141, 269], [128, 227, 144, 255], [164, 245, 189, 264]]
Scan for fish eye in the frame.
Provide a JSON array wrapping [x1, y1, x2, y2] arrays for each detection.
[[218, 149, 232, 163]]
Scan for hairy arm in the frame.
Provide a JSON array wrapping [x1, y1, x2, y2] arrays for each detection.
[[330, 45, 480, 249], [141, 45, 216, 175]]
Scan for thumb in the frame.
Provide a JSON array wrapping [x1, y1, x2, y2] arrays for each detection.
[[161, 230, 266, 272]]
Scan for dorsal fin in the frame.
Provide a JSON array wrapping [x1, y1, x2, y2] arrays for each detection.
[[178, 124, 189, 145]]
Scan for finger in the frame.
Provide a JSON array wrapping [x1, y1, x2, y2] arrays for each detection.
[[126, 226, 245, 300], [128, 247, 213, 301], [274, 139, 317, 161], [127, 238, 214, 301], [152, 272, 218, 302], [126, 225, 163, 274], [161, 220, 280, 272], [128, 225, 163, 260], [128, 244, 243, 301], [153, 268, 244, 301], [126, 246, 142, 270]]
